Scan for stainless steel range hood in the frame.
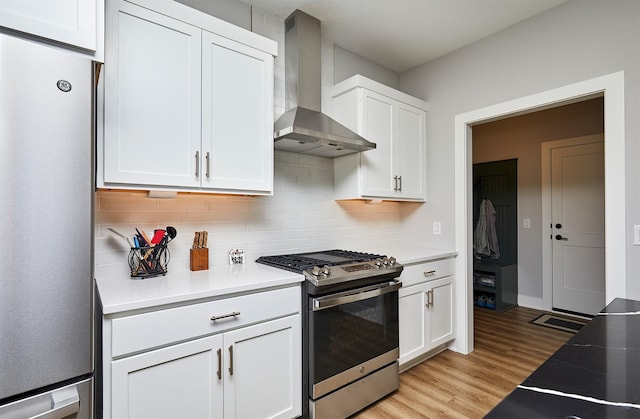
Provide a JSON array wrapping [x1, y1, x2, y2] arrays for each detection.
[[273, 10, 376, 158]]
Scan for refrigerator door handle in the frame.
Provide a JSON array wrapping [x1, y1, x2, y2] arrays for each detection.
[[29, 387, 80, 419]]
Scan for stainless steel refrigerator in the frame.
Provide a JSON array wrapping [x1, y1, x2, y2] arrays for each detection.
[[0, 33, 94, 418]]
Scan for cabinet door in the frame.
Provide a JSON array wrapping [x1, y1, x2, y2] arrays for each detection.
[[427, 277, 455, 348], [398, 282, 428, 366], [0, 0, 97, 50], [104, 1, 201, 188], [360, 90, 395, 198], [396, 102, 426, 200], [223, 315, 301, 419], [201, 31, 274, 194], [111, 335, 223, 419]]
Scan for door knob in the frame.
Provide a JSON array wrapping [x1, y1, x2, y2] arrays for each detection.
[[555, 234, 568, 241]]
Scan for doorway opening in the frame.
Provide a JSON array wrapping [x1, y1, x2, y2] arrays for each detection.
[[472, 159, 518, 313], [452, 71, 625, 355]]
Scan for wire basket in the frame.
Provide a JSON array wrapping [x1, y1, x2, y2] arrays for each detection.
[[128, 245, 170, 279]]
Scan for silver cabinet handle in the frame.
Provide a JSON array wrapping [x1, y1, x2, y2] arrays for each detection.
[[393, 175, 398, 191], [426, 289, 433, 308], [195, 151, 200, 177], [228, 345, 234, 376], [424, 270, 436, 276], [210, 311, 240, 321], [398, 175, 402, 192], [216, 348, 222, 380], [205, 151, 210, 178]]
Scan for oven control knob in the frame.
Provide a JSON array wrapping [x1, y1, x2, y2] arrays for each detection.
[[374, 259, 383, 268], [382, 258, 390, 266], [311, 266, 321, 276], [322, 265, 331, 276], [388, 257, 397, 265]]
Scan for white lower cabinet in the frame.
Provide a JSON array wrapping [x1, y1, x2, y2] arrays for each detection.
[[103, 286, 301, 419], [112, 334, 224, 418], [399, 259, 455, 370]]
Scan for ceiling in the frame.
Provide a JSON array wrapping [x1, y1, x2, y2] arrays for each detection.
[[240, 0, 567, 74]]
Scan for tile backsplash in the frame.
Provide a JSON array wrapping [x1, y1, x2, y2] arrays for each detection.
[[95, 151, 402, 278]]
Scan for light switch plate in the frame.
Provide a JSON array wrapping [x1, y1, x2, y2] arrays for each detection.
[[433, 221, 441, 235], [634, 225, 640, 245], [523, 218, 531, 229], [228, 248, 245, 264]]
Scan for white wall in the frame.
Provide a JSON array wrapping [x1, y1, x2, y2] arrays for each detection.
[[334, 45, 399, 88], [399, 0, 640, 299], [175, 0, 251, 29]]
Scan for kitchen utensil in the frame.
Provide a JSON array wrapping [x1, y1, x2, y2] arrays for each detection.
[[151, 229, 165, 245], [193, 232, 200, 248], [166, 226, 177, 242], [135, 228, 149, 246], [138, 228, 151, 246], [107, 227, 135, 248]]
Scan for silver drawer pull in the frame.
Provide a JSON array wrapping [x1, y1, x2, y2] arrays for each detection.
[[423, 270, 436, 276], [210, 311, 240, 321], [216, 348, 222, 380]]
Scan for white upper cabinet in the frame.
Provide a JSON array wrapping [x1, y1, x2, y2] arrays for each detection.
[[103, 1, 202, 188], [99, 0, 276, 195], [201, 31, 273, 193], [331, 75, 427, 202], [0, 0, 103, 60]]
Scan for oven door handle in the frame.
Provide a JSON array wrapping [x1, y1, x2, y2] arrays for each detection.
[[312, 281, 401, 311]]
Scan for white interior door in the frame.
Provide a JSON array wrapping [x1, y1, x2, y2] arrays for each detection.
[[551, 141, 604, 316]]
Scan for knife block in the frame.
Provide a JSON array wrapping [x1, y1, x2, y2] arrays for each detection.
[[190, 248, 209, 271]]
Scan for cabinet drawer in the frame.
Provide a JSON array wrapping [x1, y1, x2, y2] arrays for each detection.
[[111, 286, 300, 358], [400, 258, 454, 288]]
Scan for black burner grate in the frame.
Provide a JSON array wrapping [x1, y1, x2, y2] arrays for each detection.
[[256, 249, 384, 273]]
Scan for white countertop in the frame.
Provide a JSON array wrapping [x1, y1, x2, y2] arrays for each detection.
[[96, 263, 303, 315], [96, 246, 456, 316], [387, 246, 457, 266]]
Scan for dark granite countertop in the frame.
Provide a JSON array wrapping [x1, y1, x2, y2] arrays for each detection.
[[486, 298, 640, 418]]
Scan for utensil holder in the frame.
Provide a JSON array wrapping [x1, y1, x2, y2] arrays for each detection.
[[129, 245, 170, 278], [190, 248, 209, 271]]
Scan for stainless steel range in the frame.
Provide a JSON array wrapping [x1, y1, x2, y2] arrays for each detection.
[[257, 250, 403, 419]]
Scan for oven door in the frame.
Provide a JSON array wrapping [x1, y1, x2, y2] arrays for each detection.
[[308, 280, 401, 399]]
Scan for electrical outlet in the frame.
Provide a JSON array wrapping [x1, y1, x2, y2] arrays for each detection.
[[228, 248, 245, 264], [523, 218, 531, 229], [433, 221, 441, 235]]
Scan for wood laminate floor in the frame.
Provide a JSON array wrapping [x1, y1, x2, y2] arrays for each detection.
[[354, 306, 572, 418]]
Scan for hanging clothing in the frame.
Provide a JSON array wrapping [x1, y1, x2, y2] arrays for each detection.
[[473, 198, 500, 259]]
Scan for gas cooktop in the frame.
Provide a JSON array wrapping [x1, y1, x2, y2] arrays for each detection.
[[255, 249, 385, 273]]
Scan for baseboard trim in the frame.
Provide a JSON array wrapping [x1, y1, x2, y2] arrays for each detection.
[[517, 295, 544, 310]]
